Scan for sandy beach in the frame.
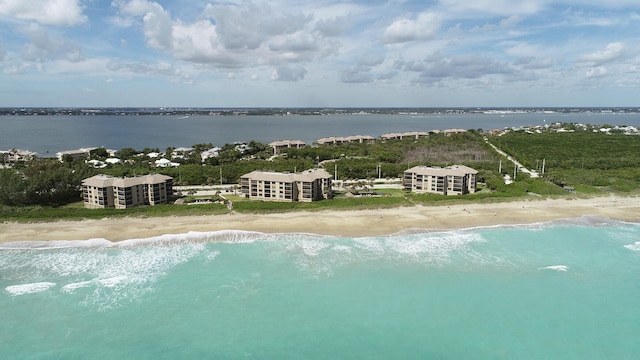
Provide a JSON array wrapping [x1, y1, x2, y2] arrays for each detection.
[[1, 196, 639, 242]]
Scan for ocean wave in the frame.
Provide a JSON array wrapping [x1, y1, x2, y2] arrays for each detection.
[[1, 240, 206, 310], [537, 265, 569, 272], [624, 242, 640, 252], [0, 230, 276, 250], [1, 216, 636, 250], [5, 282, 56, 296]]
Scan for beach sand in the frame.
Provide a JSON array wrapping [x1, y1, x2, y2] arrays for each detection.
[[1, 196, 639, 242]]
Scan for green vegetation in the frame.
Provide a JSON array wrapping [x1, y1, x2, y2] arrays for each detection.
[[2, 123, 639, 222], [491, 130, 640, 192]]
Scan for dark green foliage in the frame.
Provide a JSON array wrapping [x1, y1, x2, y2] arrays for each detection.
[[90, 148, 108, 159], [0, 160, 93, 206], [491, 131, 640, 191], [491, 131, 640, 171]]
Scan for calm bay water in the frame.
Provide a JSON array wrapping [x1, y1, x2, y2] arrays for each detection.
[[2, 218, 640, 359], [2, 112, 640, 156]]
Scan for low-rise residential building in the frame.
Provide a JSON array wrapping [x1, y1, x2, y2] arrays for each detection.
[[443, 129, 467, 137], [316, 135, 375, 145], [81, 174, 173, 209], [240, 169, 332, 202], [56, 147, 97, 162], [404, 165, 477, 195], [381, 131, 430, 141], [269, 140, 306, 155], [0, 149, 37, 163]]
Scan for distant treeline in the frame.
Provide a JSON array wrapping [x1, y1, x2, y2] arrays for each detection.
[[2, 107, 639, 116]]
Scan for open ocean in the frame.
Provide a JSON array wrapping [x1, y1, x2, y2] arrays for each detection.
[[2, 217, 640, 359]]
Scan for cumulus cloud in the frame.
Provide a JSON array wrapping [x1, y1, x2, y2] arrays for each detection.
[[575, 42, 627, 66], [0, 0, 87, 26], [270, 66, 307, 81], [358, 53, 385, 67], [338, 53, 386, 84], [206, 2, 308, 50], [340, 68, 374, 83], [438, 0, 542, 16], [113, 0, 342, 70], [106, 59, 192, 83], [585, 66, 607, 77], [18, 24, 84, 62], [513, 56, 553, 70], [118, 0, 173, 50], [382, 12, 440, 44], [408, 54, 514, 85], [314, 16, 351, 37]]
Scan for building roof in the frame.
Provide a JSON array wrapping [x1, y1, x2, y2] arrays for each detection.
[[141, 174, 173, 184], [269, 140, 306, 147], [405, 165, 478, 177], [381, 131, 430, 139], [82, 174, 173, 188], [316, 135, 375, 144], [242, 168, 332, 183], [82, 174, 116, 188]]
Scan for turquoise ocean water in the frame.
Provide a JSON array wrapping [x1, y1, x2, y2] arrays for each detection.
[[2, 218, 640, 359]]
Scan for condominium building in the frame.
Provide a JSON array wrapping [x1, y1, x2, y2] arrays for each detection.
[[56, 147, 97, 162], [269, 140, 306, 155], [404, 165, 477, 195], [381, 131, 430, 141], [82, 174, 173, 209], [0, 149, 37, 163], [240, 169, 332, 202], [315, 135, 375, 145]]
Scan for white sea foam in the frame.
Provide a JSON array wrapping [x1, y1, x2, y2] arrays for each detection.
[[384, 232, 484, 259], [538, 265, 569, 272], [0, 230, 274, 249], [0, 238, 207, 310], [5, 282, 56, 296], [624, 242, 640, 252], [61, 281, 93, 293]]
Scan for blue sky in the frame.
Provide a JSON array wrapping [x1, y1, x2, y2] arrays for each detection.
[[1, 0, 639, 107]]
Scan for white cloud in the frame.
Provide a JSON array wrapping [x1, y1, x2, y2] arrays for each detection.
[[0, 0, 87, 26], [106, 59, 193, 83], [114, 1, 343, 70], [340, 68, 374, 83], [438, 0, 543, 17], [18, 24, 84, 62], [314, 16, 351, 37], [585, 66, 607, 77], [409, 54, 514, 85], [119, 0, 173, 50], [382, 12, 440, 44], [270, 66, 307, 81], [575, 42, 627, 66]]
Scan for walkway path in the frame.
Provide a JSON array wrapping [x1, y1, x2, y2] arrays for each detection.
[[484, 137, 539, 179]]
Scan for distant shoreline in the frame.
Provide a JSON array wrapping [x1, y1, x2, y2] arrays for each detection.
[[2, 106, 640, 117], [2, 196, 639, 243]]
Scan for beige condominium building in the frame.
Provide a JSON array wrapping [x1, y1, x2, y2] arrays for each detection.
[[240, 169, 332, 202], [404, 165, 477, 196], [269, 140, 306, 155], [82, 174, 173, 209]]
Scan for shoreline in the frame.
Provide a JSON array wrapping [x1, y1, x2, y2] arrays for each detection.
[[1, 196, 639, 243]]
